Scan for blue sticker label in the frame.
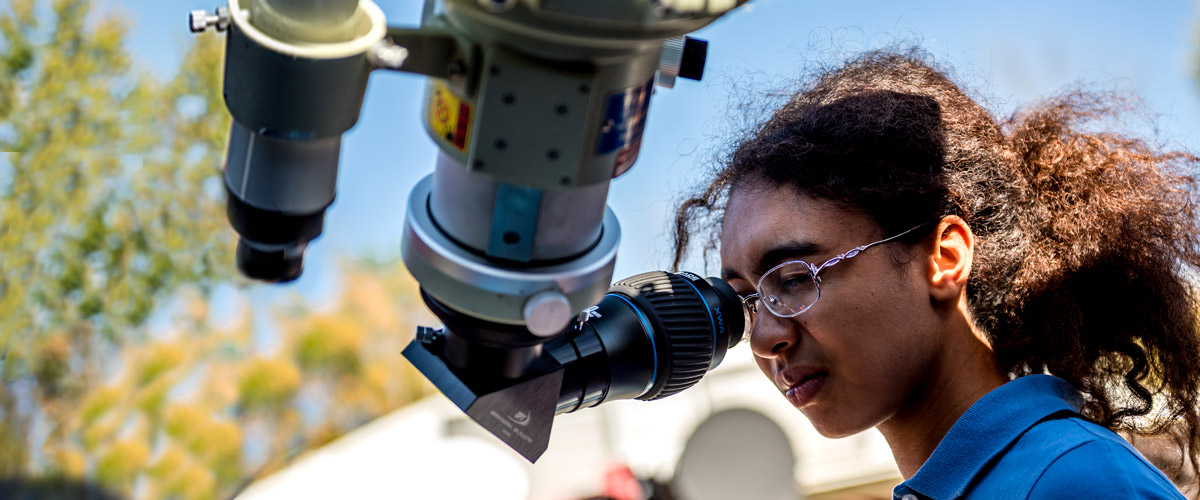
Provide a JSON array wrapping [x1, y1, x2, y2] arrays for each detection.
[[597, 80, 653, 169]]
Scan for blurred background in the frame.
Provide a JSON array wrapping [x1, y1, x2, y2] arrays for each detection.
[[1, 0, 1198, 499]]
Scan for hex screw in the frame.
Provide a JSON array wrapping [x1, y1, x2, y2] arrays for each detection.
[[370, 42, 409, 70], [189, 7, 230, 33]]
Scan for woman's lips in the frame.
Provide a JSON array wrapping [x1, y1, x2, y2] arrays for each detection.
[[784, 372, 828, 408]]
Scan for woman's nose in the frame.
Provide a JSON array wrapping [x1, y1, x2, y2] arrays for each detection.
[[748, 310, 799, 358]]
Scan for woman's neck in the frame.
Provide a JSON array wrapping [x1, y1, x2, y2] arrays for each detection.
[[877, 314, 1009, 479]]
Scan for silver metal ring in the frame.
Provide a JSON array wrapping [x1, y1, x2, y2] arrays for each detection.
[[402, 175, 620, 325]]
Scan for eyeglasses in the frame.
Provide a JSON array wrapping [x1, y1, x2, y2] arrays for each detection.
[[739, 222, 932, 338]]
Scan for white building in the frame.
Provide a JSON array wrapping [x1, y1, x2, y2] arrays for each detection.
[[238, 344, 900, 500]]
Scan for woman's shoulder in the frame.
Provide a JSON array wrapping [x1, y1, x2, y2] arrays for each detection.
[[1018, 416, 1184, 499]]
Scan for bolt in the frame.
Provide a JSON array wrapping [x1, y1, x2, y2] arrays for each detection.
[[416, 326, 442, 345], [370, 42, 409, 70], [189, 7, 230, 34]]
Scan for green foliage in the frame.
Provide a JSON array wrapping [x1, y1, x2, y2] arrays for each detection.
[[96, 439, 151, 487], [0, 1, 438, 498], [0, 0, 234, 488], [237, 357, 302, 413], [295, 317, 363, 376], [63, 264, 433, 499], [0, 0, 234, 361], [135, 343, 184, 386], [79, 387, 120, 425]]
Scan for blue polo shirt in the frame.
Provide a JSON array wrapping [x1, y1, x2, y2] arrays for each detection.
[[892, 374, 1186, 500]]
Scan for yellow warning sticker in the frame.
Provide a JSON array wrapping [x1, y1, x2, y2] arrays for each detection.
[[428, 80, 473, 152]]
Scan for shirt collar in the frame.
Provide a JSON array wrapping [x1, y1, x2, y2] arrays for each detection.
[[897, 374, 1084, 500]]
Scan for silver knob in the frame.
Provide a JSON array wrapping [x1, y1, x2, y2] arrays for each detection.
[[656, 36, 707, 88], [657, 36, 685, 89], [524, 291, 573, 337]]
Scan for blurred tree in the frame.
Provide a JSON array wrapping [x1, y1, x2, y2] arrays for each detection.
[[0, 1, 435, 498], [0, 0, 235, 478], [58, 262, 433, 499]]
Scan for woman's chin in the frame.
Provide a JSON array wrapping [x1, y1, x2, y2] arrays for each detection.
[[801, 407, 874, 439]]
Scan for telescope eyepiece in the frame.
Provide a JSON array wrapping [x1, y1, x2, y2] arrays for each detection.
[[403, 270, 747, 462], [550, 271, 746, 413]]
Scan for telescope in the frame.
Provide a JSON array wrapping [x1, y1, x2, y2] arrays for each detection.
[[189, 0, 748, 462]]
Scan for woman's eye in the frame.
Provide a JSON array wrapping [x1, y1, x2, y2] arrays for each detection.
[[779, 273, 812, 292]]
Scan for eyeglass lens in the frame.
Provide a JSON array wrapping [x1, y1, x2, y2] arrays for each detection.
[[758, 263, 821, 317]]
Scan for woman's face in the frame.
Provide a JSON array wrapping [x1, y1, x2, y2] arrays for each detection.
[[720, 183, 942, 437]]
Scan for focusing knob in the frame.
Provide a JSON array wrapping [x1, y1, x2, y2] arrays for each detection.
[[656, 36, 708, 89], [609, 271, 715, 400]]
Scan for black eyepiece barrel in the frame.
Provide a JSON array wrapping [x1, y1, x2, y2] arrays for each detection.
[[235, 238, 306, 283], [549, 271, 746, 414]]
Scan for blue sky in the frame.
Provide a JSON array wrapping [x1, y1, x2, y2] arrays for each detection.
[[97, 0, 1200, 294]]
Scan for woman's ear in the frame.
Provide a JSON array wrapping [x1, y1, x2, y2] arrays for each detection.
[[927, 216, 974, 303]]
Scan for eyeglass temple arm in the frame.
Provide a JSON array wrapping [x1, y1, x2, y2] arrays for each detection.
[[813, 222, 933, 274]]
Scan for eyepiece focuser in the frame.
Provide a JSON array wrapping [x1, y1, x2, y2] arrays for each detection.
[[402, 271, 748, 462]]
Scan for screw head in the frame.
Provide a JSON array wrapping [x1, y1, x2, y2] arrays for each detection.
[[189, 10, 211, 33], [372, 43, 409, 69]]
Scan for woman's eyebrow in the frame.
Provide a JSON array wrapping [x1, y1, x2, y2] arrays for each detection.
[[757, 241, 821, 273], [721, 241, 822, 282]]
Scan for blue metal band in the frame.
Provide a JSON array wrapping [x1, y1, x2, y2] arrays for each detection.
[[610, 293, 658, 395], [487, 182, 541, 262]]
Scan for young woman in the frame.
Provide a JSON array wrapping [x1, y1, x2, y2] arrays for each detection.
[[672, 50, 1200, 499]]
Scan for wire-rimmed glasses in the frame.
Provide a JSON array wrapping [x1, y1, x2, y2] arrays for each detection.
[[739, 222, 933, 336]]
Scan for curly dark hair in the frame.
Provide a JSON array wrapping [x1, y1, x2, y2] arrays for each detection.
[[672, 48, 1200, 480]]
